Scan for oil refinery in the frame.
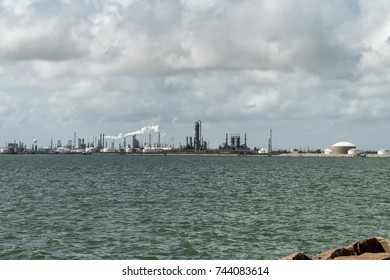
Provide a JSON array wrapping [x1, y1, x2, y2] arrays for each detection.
[[1, 120, 387, 156], [0, 120, 271, 155]]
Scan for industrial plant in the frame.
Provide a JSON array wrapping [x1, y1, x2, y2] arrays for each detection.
[[0, 120, 261, 155], [219, 133, 249, 152], [331, 141, 356, 154], [182, 121, 207, 151], [0, 121, 388, 156]]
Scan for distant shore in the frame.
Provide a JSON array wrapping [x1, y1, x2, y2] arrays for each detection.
[[276, 152, 390, 158], [275, 153, 390, 158], [1, 150, 390, 157]]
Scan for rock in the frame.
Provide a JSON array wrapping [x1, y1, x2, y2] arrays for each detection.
[[345, 237, 385, 255], [280, 252, 312, 260], [333, 252, 390, 260], [330, 247, 353, 259], [282, 237, 390, 260], [312, 249, 335, 260], [313, 248, 353, 260], [377, 237, 390, 252]]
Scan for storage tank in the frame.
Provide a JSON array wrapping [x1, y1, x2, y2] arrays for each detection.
[[324, 149, 332, 155], [378, 149, 390, 156], [331, 141, 356, 155]]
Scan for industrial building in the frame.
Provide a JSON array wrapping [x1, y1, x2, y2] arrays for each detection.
[[219, 133, 249, 151], [331, 142, 357, 154], [0, 142, 26, 154], [378, 149, 390, 156], [183, 120, 207, 151]]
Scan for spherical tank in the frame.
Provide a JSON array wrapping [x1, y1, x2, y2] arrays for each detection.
[[331, 141, 356, 154]]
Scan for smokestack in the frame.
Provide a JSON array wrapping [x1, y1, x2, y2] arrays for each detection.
[[199, 121, 203, 149], [226, 133, 228, 147], [194, 121, 201, 151]]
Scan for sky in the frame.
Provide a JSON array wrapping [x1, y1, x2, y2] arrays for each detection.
[[1, 0, 390, 151]]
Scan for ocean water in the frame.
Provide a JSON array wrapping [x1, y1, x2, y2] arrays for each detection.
[[0, 154, 389, 260]]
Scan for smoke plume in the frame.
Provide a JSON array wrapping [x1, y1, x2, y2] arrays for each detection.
[[105, 125, 159, 140]]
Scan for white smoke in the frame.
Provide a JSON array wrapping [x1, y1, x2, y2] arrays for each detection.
[[105, 125, 159, 140]]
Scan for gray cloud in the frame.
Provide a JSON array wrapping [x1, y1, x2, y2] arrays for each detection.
[[1, 0, 390, 150], [0, 1, 90, 61]]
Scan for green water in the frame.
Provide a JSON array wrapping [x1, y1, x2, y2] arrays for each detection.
[[0, 154, 389, 259]]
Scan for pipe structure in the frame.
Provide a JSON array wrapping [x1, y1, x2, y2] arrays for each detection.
[[194, 121, 201, 151]]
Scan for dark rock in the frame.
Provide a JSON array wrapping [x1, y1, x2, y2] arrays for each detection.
[[280, 252, 312, 260], [329, 247, 353, 259], [282, 237, 390, 260], [346, 237, 385, 255], [333, 252, 390, 260], [313, 247, 352, 260]]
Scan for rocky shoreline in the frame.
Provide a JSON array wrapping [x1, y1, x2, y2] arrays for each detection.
[[281, 237, 390, 260]]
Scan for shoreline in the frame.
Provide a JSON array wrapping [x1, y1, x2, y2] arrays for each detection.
[[2, 151, 390, 157], [275, 153, 390, 158]]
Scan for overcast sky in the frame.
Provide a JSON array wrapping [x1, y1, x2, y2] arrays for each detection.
[[1, 0, 390, 150]]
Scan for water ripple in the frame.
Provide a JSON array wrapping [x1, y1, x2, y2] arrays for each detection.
[[0, 155, 389, 259]]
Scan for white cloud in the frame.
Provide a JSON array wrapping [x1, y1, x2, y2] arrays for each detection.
[[1, 0, 35, 17], [1, 0, 390, 149]]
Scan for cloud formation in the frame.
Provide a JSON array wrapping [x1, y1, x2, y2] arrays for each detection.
[[1, 0, 390, 150]]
